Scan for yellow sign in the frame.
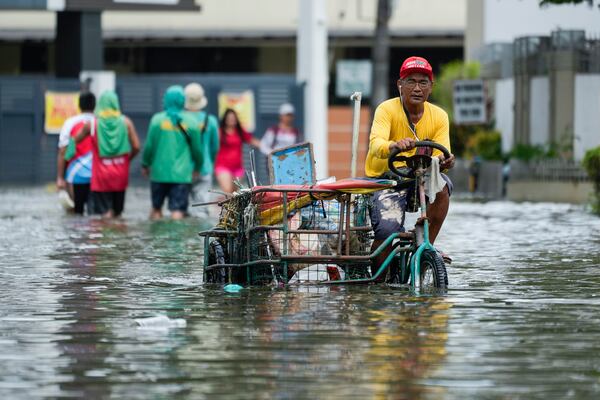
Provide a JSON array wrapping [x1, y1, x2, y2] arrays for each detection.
[[218, 90, 256, 132], [45, 91, 80, 134]]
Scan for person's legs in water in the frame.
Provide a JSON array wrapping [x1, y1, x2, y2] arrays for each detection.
[[90, 191, 114, 218], [150, 182, 169, 220], [370, 188, 407, 281], [96, 192, 124, 219], [110, 191, 125, 218], [370, 178, 452, 280], [171, 211, 184, 220], [150, 210, 161, 220], [190, 174, 212, 217], [90, 191, 104, 215], [167, 183, 190, 220], [215, 169, 235, 194], [72, 183, 90, 215]]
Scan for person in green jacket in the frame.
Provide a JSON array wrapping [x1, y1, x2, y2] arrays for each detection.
[[142, 85, 203, 220], [184, 83, 219, 216]]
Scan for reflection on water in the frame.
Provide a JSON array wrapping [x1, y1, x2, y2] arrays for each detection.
[[1, 187, 600, 399]]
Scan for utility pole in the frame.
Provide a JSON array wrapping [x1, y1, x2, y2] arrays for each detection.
[[297, 0, 328, 180]]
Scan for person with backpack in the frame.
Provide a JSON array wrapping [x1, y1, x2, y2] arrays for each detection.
[[142, 85, 203, 220], [183, 83, 219, 214], [74, 90, 141, 218], [259, 102, 301, 155]]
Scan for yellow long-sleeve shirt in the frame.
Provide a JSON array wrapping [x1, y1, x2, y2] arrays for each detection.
[[365, 97, 451, 177]]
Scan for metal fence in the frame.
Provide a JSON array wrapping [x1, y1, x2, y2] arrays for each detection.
[[0, 76, 80, 185], [0, 74, 304, 185], [509, 159, 590, 182]]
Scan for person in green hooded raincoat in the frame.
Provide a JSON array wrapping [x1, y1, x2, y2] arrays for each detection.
[[142, 85, 203, 220], [76, 90, 141, 218]]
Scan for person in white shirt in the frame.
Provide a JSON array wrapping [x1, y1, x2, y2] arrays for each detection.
[[56, 92, 96, 214], [259, 103, 301, 155]]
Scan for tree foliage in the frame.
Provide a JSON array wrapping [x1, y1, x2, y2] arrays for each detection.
[[582, 146, 600, 215], [431, 60, 480, 122], [431, 60, 481, 157], [465, 130, 503, 161]]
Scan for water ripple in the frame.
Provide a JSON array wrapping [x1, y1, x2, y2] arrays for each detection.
[[1, 188, 600, 399]]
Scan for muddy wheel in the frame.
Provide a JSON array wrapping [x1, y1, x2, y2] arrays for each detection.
[[419, 250, 448, 289]]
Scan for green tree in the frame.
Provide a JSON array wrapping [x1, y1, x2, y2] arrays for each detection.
[[431, 60, 480, 122], [431, 60, 483, 157], [466, 130, 503, 161], [582, 146, 600, 215]]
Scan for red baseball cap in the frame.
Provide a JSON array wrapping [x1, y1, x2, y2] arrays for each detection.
[[399, 56, 434, 81]]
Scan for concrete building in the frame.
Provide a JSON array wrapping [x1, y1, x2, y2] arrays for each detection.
[[466, 0, 600, 161], [0, 0, 465, 102], [0, 0, 470, 184], [465, 0, 600, 203]]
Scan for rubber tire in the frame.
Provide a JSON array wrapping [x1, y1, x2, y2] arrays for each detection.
[[398, 251, 412, 284], [419, 249, 448, 289], [206, 240, 227, 283]]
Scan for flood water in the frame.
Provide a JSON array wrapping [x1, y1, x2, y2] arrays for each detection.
[[1, 186, 600, 399]]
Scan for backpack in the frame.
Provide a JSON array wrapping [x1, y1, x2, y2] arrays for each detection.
[[270, 125, 299, 149], [177, 113, 210, 148], [200, 112, 209, 136]]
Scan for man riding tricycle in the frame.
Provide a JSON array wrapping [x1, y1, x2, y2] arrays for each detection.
[[199, 56, 455, 290]]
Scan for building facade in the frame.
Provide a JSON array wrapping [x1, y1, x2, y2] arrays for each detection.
[[0, 0, 465, 102], [467, 0, 600, 161], [0, 0, 468, 183]]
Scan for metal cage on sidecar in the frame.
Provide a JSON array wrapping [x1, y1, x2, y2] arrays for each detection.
[[199, 184, 392, 285]]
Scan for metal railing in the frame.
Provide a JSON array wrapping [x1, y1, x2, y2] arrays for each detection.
[[481, 31, 600, 76], [509, 159, 590, 182]]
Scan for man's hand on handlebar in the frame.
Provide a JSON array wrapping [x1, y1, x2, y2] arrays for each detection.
[[389, 138, 416, 152], [388, 140, 451, 178], [388, 138, 454, 169], [439, 153, 456, 170]]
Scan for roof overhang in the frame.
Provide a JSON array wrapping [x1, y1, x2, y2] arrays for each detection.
[[0, 0, 200, 11], [0, 28, 462, 44]]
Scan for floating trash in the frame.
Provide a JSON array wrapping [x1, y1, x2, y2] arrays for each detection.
[[135, 315, 186, 330], [224, 284, 244, 293]]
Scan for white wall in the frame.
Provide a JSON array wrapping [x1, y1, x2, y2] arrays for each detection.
[[483, 0, 600, 44], [529, 76, 550, 146], [495, 78, 514, 153], [574, 74, 600, 161]]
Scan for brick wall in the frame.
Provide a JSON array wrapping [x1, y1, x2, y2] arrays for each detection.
[[327, 106, 372, 179]]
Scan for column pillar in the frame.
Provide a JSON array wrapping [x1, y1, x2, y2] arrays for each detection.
[[55, 11, 103, 78], [297, 0, 328, 180]]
